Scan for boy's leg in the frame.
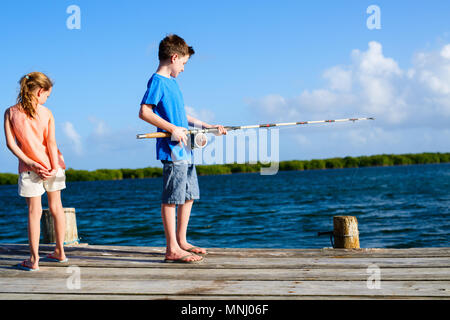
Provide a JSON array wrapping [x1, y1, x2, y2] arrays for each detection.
[[176, 200, 207, 254], [47, 191, 66, 260], [176, 163, 204, 254], [161, 203, 179, 251], [25, 196, 42, 269], [161, 203, 202, 262]]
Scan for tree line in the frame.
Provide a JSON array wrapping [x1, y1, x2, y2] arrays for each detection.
[[0, 152, 448, 185]]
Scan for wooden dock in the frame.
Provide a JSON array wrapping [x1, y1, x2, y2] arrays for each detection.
[[0, 243, 449, 299]]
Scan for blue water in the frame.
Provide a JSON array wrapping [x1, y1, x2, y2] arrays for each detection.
[[0, 164, 449, 249]]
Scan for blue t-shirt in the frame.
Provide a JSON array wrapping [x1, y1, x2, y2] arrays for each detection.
[[141, 73, 191, 161]]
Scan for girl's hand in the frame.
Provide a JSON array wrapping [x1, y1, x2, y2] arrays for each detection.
[[46, 168, 58, 179], [39, 170, 54, 181], [28, 161, 51, 180]]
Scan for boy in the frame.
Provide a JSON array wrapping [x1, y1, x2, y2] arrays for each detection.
[[139, 34, 227, 263]]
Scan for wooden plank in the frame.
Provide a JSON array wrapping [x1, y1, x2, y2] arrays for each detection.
[[1, 244, 448, 299], [2, 244, 450, 258], [0, 278, 448, 298], [71, 246, 450, 258], [1, 255, 449, 269], [1, 293, 445, 300], [1, 266, 449, 281]]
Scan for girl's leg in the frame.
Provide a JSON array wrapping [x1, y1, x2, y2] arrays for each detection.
[[47, 191, 66, 260], [161, 203, 202, 261], [25, 196, 42, 269], [176, 200, 206, 254]]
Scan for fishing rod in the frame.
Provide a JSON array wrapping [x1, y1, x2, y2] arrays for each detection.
[[137, 117, 375, 149]]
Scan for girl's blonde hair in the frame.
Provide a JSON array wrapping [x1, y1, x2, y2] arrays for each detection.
[[17, 72, 53, 118]]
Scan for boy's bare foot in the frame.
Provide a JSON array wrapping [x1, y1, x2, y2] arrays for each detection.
[[179, 242, 207, 255], [165, 248, 203, 262]]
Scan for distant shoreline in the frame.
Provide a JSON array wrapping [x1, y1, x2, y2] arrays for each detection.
[[0, 152, 448, 185]]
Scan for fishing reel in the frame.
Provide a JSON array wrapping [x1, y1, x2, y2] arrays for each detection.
[[189, 132, 208, 149]]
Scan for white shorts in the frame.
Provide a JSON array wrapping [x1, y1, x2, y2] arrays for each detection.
[[18, 168, 66, 197]]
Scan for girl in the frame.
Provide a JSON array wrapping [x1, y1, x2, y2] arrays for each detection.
[[4, 72, 68, 271]]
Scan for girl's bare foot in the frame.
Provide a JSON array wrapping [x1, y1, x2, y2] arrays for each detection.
[[47, 251, 67, 261], [19, 259, 39, 271]]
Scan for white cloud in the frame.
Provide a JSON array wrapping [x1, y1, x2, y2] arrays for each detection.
[[323, 66, 353, 92], [245, 41, 450, 157], [441, 44, 450, 59], [88, 116, 110, 136], [415, 52, 450, 95], [298, 89, 338, 110], [247, 41, 450, 128], [59, 117, 156, 169], [62, 122, 83, 155], [185, 105, 215, 124], [294, 134, 310, 146], [85, 117, 138, 154], [336, 41, 406, 123], [351, 41, 402, 77]]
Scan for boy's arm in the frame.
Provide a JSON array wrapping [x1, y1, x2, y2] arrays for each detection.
[[187, 114, 210, 128], [139, 104, 188, 146], [186, 114, 227, 135], [3, 109, 50, 178]]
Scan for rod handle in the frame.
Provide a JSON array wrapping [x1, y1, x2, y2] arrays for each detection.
[[137, 132, 171, 139]]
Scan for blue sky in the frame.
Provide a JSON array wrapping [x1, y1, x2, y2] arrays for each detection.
[[1, 0, 449, 172]]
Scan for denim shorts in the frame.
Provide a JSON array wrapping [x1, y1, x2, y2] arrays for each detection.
[[161, 160, 200, 204]]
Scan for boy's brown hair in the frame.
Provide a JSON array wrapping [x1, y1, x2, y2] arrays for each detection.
[[158, 34, 195, 61]]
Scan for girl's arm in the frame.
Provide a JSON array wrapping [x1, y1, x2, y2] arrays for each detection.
[[46, 112, 61, 175], [4, 109, 49, 178]]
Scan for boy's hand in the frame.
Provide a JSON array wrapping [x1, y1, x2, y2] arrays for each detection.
[[171, 126, 188, 146], [210, 125, 227, 136]]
